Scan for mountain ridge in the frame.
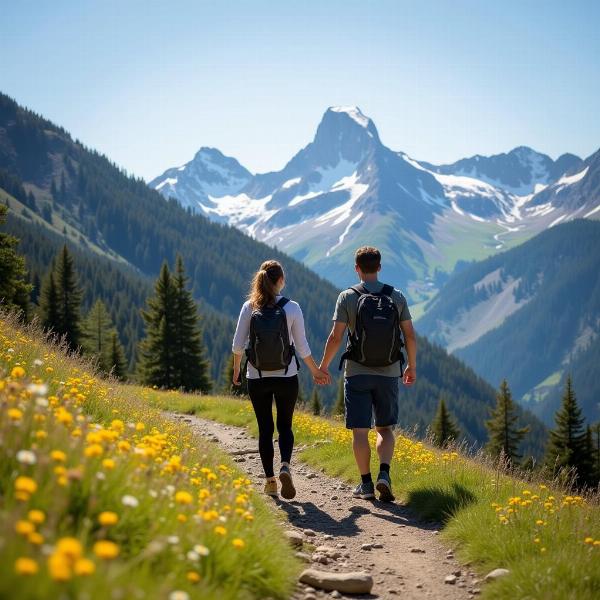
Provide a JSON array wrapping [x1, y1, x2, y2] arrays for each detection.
[[152, 106, 599, 301]]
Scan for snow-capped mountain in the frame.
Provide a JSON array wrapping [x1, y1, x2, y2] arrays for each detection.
[[152, 107, 598, 299], [149, 147, 251, 210]]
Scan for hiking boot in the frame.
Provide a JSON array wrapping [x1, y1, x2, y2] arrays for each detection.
[[352, 481, 375, 500], [279, 465, 296, 500], [376, 470, 395, 502], [264, 478, 278, 497]]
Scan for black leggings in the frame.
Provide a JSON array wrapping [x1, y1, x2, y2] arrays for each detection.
[[247, 375, 298, 478]]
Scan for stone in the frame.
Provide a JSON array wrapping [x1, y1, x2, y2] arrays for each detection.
[[330, 592, 342, 599], [285, 530, 304, 547], [303, 595, 316, 600], [295, 552, 312, 563], [472, 588, 481, 595], [453, 569, 462, 577], [445, 575, 457, 585], [410, 548, 426, 553], [316, 546, 342, 559], [372, 543, 383, 549], [306, 473, 317, 479], [361, 543, 373, 551], [485, 568, 510, 581], [324, 535, 334, 540], [299, 569, 374, 594], [415, 583, 423, 589], [303, 529, 317, 537], [330, 495, 339, 500]]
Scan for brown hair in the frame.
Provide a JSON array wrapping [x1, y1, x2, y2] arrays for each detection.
[[248, 260, 284, 309], [355, 246, 381, 274]]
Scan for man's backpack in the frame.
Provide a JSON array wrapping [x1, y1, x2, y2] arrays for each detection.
[[339, 283, 404, 370], [245, 297, 299, 377]]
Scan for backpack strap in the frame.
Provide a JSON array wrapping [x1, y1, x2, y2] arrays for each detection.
[[350, 283, 369, 296], [276, 297, 289, 308], [380, 284, 394, 297]]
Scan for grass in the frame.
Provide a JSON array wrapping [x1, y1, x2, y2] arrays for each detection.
[[0, 314, 299, 600], [152, 392, 600, 600]]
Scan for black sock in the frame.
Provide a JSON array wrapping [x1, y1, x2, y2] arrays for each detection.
[[361, 472, 372, 484], [380, 463, 390, 473]]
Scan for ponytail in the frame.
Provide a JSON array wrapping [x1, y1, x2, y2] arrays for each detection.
[[248, 260, 284, 309]]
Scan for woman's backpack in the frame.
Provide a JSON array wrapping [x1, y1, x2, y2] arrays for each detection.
[[245, 298, 299, 376], [339, 284, 404, 370]]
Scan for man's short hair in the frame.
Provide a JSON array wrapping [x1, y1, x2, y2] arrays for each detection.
[[355, 246, 381, 273]]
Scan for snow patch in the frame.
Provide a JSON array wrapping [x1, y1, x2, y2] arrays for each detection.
[[553, 166, 589, 193], [281, 177, 301, 190], [584, 204, 600, 218], [329, 106, 370, 128], [326, 211, 364, 257], [155, 177, 178, 190]]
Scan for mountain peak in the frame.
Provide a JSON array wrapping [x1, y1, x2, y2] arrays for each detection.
[[327, 105, 371, 128]]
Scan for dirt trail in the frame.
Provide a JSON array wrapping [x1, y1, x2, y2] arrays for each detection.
[[176, 414, 482, 600]]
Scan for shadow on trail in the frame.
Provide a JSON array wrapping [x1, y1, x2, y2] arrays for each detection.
[[404, 483, 477, 523], [274, 496, 439, 538]]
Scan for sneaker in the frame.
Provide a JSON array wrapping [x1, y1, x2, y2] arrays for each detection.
[[352, 481, 375, 500], [264, 478, 278, 497], [279, 465, 296, 500], [375, 470, 395, 502]]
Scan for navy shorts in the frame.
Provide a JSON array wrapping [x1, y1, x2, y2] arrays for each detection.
[[344, 375, 400, 429]]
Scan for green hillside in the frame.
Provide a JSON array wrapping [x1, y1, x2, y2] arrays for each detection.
[[0, 91, 547, 453], [419, 219, 600, 425]]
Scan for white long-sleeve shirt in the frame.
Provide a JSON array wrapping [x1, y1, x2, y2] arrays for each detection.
[[232, 296, 312, 379]]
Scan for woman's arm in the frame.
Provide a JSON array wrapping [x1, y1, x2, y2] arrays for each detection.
[[291, 304, 329, 384], [231, 304, 251, 385]]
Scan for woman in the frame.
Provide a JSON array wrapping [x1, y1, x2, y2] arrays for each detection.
[[232, 260, 326, 499]]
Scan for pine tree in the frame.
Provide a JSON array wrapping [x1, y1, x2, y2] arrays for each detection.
[[172, 255, 211, 393], [221, 353, 247, 396], [333, 377, 345, 416], [41, 245, 83, 349], [0, 204, 32, 319], [107, 330, 128, 381], [485, 379, 529, 463], [545, 376, 587, 482], [40, 271, 59, 331], [431, 397, 460, 447], [83, 299, 112, 371], [139, 258, 211, 392], [310, 388, 322, 416], [139, 262, 177, 389]]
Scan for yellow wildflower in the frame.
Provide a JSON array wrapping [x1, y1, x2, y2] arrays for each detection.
[[98, 511, 119, 526], [175, 490, 193, 505], [93, 540, 119, 559], [27, 509, 45, 524], [11, 366, 26, 378], [74, 558, 96, 576], [232, 538, 245, 549], [14, 557, 38, 575]]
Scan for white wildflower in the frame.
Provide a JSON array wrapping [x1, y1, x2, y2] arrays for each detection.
[[33, 358, 43, 367], [16, 450, 37, 465], [193, 544, 210, 556], [168, 592, 189, 600], [122, 494, 139, 507], [167, 535, 179, 545], [27, 383, 48, 397]]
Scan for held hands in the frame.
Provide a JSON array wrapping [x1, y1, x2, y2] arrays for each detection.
[[402, 365, 416, 386], [313, 364, 332, 386]]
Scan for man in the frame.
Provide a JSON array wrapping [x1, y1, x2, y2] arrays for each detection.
[[319, 246, 417, 501]]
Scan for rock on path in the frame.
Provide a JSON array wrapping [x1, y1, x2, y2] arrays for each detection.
[[175, 413, 478, 599]]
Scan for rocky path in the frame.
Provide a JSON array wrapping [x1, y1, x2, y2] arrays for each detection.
[[176, 414, 484, 600]]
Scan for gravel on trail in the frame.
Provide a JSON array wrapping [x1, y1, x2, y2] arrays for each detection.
[[175, 414, 482, 600]]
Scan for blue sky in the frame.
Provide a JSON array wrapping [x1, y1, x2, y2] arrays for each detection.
[[1, 0, 599, 180]]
